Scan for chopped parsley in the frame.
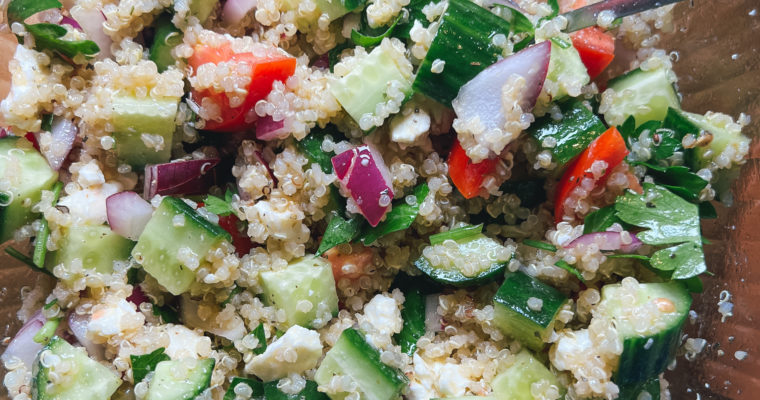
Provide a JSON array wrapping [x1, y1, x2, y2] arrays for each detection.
[[130, 347, 170, 383], [204, 189, 236, 216]]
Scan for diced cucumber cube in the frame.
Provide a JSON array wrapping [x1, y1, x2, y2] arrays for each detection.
[[146, 358, 215, 400], [330, 42, 412, 129], [602, 67, 681, 127], [33, 337, 122, 400], [415, 233, 512, 287], [492, 272, 569, 351], [314, 328, 408, 400], [260, 255, 339, 328], [490, 350, 564, 400], [0, 137, 58, 243], [111, 94, 179, 169], [150, 14, 183, 73], [679, 110, 752, 169], [45, 225, 134, 274], [132, 197, 231, 295], [535, 38, 590, 112]]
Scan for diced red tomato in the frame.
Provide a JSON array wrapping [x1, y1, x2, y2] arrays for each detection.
[[447, 139, 499, 199], [188, 42, 296, 132], [554, 127, 629, 223], [217, 214, 255, 257], [571, 27, 616, 80], [24, 132, 40, 151], [324, 245, 374, 281]]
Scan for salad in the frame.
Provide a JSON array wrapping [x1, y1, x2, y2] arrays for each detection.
[[0, 0, 751, 399]]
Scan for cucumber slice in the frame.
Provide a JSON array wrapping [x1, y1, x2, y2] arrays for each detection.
[[314, 328, 408, 400], [263, 380, 329, 400], [602, 67, 680, 127], [150, 14, 182, 73], [412, 0, 515, 106], [394, 286, 425, 356], [33, 336, 122, 400], [490, 350, 564, 400], [111, 94, 179, 169], [492, 272, 569, 351], [528, 98, 606, 165], [330, 41, 412, 129], [132, 196, 231, 295], [0, 137, 58, 243], [599, 281, 691, 385], [679, 110, 751, 170], [618, 377, 660, 400], [187, 0, 219, 23], [45, 225, 134, 274], [414, 233, 512, 287], [259, 255, 339, 328], [534, 38, 590, 113], [146, 358, 215, 400], [223, 377, 264, 400]]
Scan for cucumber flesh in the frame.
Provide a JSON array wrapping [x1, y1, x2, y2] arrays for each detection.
[[314, 328, 407, 400], [598, 280, 691, 385], [602, 67, 680, 127], [534, 38, 590, 113], [45, 225, 134, 275], [679, 110, 751, 170], [259, 255, 339, 328], [111, 94, 179, 169], [146, 358, 215, 400], [492, 272, 568, 351], [132, 196, 231, 295], [33, 336, 122, 400], [415, 233, 512, 287], [0, 137, 58, 243], [490, 350, 564, 400]]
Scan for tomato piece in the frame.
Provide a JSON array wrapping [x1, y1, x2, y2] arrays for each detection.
[[554, 127, 629, 223], [188, 43, 296, 132], [447, 139, 499, 199], [217, 214, 255, 257], [570, 27, 615, 80], [324, 245, 374, 281]]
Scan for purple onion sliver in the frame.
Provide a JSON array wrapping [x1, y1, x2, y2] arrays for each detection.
[[1, 311, 45, 369], [106, 191, 154, 241], [60, 15, 83, 30], [565, 231, 642, 253]]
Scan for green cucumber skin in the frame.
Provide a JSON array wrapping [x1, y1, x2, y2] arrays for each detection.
[[45, 225, 135, 274], [414, 256, 507, 287], [412, 0, 514, 106], [150, 14, 183, 73], [529, 98, 606, 165], [147, 358, 215, 400], [340, 328, 407, 388], [262, 380, 329, 400], [617, 377, 660, 400], [604, 67, 681, 127], [394, 287, 426, 355]]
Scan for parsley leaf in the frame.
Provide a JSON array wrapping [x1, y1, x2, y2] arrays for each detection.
[[25, 23, 100, 59], [316, 211, 363, 256], [633, 162, 708, 202], [583, 205, 623, 234], [522, 239, 557, 252], [43, 298, 58, 310], [204, 189, 235, 216], [360, 183, 429, 245], [220, 285, 244, 307], [251, 324, 267, 355], [131, 348, 170, 383], [554, 260, 585, 283], [152, 302, 179, 324], [614, 184, 706, 279], [351, 13, 402, 48], [224, 377, 264, 400], [7, 0, 62, 23]]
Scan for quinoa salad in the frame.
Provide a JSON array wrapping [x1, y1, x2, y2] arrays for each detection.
[[0, 0, 752, 398]]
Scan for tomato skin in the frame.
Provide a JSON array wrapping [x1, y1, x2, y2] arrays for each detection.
[[554, 127, 629, 223], [188, 43, 296, 132], [217, 214, 256, 257], [571, 27, 616, 80], [447, 139, 499, 199]]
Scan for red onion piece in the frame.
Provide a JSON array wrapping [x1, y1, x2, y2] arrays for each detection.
[[143, 158, 220, 199], [39, 117, 77, 171], [1, 311, 45, 369], [452, 40, 551, 136], [70, 6, 112, 59], [126, 284, 150, 306], [59, 15, 82, 30], [255, 115, 291, 141], [565, 231, 643, 253], [312, 53, 330, 70], [222, 0, 258, 25], [67, 311, 105, 360], [331, 144, 394, 227], [0, 128, 8, 138], [106, 191, 154, 241]]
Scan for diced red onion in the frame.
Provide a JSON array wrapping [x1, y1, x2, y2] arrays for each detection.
[[452, 40, 551, 136], [69, 6, 112, 59], [179, 295, 246, 341], [331, 144, 394, 227], [59, 16, 82, 30], [67, 311, 104, 360], [255, 115, 291, 141], [565, 231, 643, 253], [143, 158, 220, 199], [106, 191, 154, 241], [0, 128, 9, 138], [39, 117, 77, 171], [126, 284, 150, 306], [222, 0, 258, 25], [1, 311, 45, 369], [312, 53, 330, 70]]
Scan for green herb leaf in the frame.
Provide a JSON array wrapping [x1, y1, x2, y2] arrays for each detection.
[[5, 247, 52, 276], [296, 125, 344, 174], [547, 0, 559, 18], [583, 205, 622, 234], [360, 183, 429, 245], [491, 4, 534, 33], [500, 179, 546, 209], [220, 285, 244, 307], [204, 190, 235, 216], [634, 162, 707, 202], [131, 348, 170, 384], [699, 201, 717, 219], [394, 286, 425, 356], [682, 275, 704, 293], [7, 0, 62, 23], [41, 113, 54, 132], [351, 13, 402, 47], [252, 324, 267, 355], [152, 303, 179, 324], [550, 36, 571, 49], [429, 224, 483, 245], [394, 0, 430, 39], [25, 23, 100, 59], [44, 298, 58, 310], [316, 211, 364, 255], [554, 260, 585, 282], [33, 318, 60, 344], [33, 181, 62, 267], [224, 377, 264, 400], [606, 254, 651, 261], [649, 241, 706, 279], [522, 239, 558, 252]]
